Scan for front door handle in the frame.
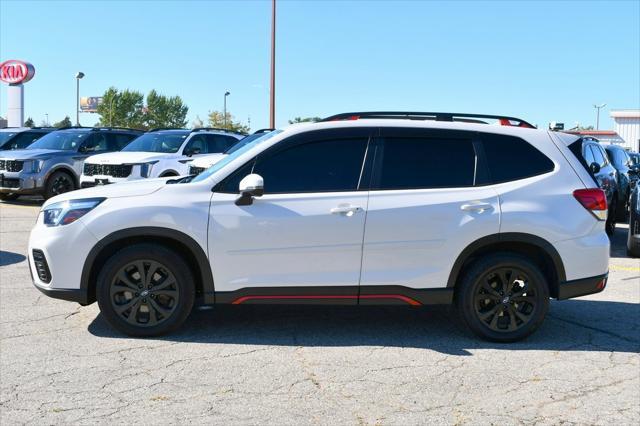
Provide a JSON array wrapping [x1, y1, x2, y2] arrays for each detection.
[[330, 205, 363, 216], [460, 202, 494, 213]]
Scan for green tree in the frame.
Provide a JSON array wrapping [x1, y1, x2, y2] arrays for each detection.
[[207, 111, 249, 134], [97, 87, 145, 129], [144, 90, 188, 129], [24, 117, 34, 127], [288, 116, 321, 124], [53, 116, 72, 128]]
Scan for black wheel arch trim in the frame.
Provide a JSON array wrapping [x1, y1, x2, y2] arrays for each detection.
[[446, 232, 566, 288], [80, 227, 214, 304]]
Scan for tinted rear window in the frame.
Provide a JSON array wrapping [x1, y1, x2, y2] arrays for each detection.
[[482, 134, 554, 183], [376, 137, 476, 189]]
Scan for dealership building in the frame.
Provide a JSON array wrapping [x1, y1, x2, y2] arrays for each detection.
[[610, 109, 640, 152]]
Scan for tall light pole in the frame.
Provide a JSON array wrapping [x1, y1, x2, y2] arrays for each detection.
[[269, 0, 276, 129], [75, 72, 85, 126], [223, 91, 230, 128], [594, 103, 606, 130], [45, 113, 49, 126]]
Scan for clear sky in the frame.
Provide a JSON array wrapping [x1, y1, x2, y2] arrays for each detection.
[[1, 0, 639, 130]]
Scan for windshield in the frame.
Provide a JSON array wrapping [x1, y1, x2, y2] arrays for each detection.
[[192, 130, 282, 183], [0, 131, 19, 146], [27, 131, 87, 151], [122, 132, 188, 153], [0, 131, 46, 150]]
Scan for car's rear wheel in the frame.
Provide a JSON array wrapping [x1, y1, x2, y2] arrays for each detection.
[[96, 244, 195, 337], [0, 193, 19, 201], [456, 253, 549, 342], [44, 170, 75, 200]]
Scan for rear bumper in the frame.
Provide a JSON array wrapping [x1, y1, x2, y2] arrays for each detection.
[[557, 273, 608, 300]]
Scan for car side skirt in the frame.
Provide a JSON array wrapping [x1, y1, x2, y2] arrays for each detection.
[[215, 286, 454, 306]]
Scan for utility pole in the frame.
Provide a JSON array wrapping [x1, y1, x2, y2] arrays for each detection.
[[223, 91, 230, 128], [75, 72, 85, 126], [269, 0, 276, 129], [594, 103, 606, 130]]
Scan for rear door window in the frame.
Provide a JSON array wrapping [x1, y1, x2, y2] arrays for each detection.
[[481, 134, 554, 183], [375, 136, 476, 189]]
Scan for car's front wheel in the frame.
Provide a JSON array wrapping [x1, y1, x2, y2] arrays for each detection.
[[96, 244, 195, 337], [44, 170, 75, 200], [456, 253, 549, 342]]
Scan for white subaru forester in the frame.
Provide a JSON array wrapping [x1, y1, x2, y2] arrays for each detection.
[[28, 112, 610, 342]]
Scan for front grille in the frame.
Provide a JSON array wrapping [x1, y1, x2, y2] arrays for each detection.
[[83, 163, 133, 178], [0, 178, 20, 188], [189, 166, 206, 175], [0, 160, 24, 172], [32, 250, 51, 283]]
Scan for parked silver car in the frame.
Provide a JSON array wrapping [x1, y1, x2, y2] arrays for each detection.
[[0, 127, 141, 200]]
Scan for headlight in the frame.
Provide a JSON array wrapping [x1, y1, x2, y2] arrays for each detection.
[[43, 198, 105, 227], [140, 162, 157, 178], [25, 159, 45, 173]]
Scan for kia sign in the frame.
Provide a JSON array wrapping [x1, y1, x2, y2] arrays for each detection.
[[0, 60, 35, 85]]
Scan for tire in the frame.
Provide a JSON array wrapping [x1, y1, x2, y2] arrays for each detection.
[[96, 244, 195, 337], [616, 191, 629, 222], [455, 253, 550, 343], [606, 200, 617, 237], [0, 193, 19, 201], [44, 170, 76, 200]]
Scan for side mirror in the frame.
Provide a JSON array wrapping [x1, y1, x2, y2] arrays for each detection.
[[590, 162, 601, 174], [235, 174, 264, 206], [78, 145, 88, 153]]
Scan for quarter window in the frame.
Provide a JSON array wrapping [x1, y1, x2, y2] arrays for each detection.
[[253, 138, 369, 193], [376, 137, 476, 189], [482, 134, 554, 183]]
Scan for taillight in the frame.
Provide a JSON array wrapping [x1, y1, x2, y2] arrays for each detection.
[[573, 188, 608, 221]]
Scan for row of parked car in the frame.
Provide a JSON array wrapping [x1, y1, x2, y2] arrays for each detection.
[[0, 126, 271, 200]]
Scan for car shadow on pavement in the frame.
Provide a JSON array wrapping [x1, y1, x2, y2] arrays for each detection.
[[0, 250, 26, 266], [88, 298, 639, 355]]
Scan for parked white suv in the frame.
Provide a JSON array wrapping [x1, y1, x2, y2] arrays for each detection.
[[79, 128, 244, 187], [188, 128, 274, 176], [29, 112, 610, 341]]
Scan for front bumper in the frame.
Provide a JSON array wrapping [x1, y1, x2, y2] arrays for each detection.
[[0, 171, 44, 194], [557, 273, 608, 300], [28, 215, 98, 304]]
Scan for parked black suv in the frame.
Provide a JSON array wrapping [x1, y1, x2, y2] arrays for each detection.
[[570, 137, 618, 235], [628, 185, 640, 257], [604, 145, 637, 220]]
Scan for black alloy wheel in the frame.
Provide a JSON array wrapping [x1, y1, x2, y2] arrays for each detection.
[[473, 267, 537, 333], [110, 260, 180, 328], [97, 244, 195, 336], [456, 253, 549, 342], [45, 171, 75, 199]]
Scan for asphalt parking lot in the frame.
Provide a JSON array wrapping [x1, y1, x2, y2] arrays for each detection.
[[1, 199, 638, 425]]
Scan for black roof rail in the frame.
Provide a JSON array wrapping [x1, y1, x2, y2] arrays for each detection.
[[148, 127, 189, 132], [320, 111, 536, 129], [191, 127, 246, 135], [252, 128, 275, 134], [91, 126, 144, 132], [29, 126, 58, 130]]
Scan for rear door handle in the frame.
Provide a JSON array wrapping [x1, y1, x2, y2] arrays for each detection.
[[330, 205, 363, 216], [460, 202, 494, 213]]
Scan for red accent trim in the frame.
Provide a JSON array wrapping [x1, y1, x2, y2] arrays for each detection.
[[231, 294, 422, 306]]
